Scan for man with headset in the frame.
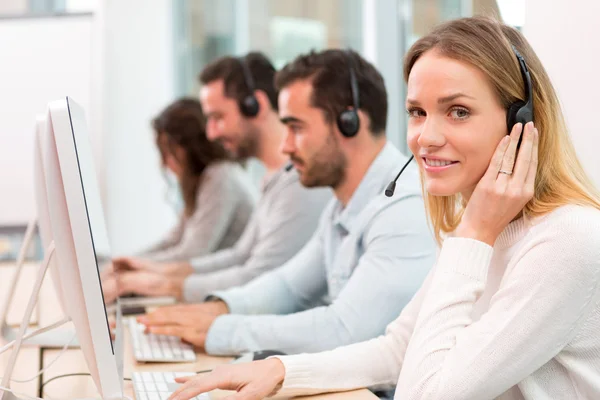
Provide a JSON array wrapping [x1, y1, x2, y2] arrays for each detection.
[[137, 49, 436, 357], [115, 52, 331, 301]]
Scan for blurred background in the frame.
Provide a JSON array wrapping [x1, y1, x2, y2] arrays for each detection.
[[0, 0, 597, 260]]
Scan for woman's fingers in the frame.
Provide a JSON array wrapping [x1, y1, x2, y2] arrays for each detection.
[[524, 127, 539, 190], [482, 135, 511, 183], [511, 122, 536, 185], [500, 122, 524, 175]]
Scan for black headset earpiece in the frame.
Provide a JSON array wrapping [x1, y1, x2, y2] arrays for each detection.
[[337, 50, 360, 138], [506, 45, 534, 148], [238, 57, 260, 118]]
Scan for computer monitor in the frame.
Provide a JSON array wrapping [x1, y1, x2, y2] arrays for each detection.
[[34, 115, 65, 306], [43, 97, 124, 399], [0, 114, 80, 349]]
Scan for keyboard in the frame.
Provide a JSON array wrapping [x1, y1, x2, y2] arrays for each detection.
[[120, 294, 177, 308], [132, 371, 210, 400], [128, 318, 196, 363]]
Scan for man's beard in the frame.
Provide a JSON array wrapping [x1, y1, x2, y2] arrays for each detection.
[[227, 125, 260, 160], [293, 129, 347, 189]]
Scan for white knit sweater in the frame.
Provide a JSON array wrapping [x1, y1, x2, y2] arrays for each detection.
[[275, 205, 600, 400]]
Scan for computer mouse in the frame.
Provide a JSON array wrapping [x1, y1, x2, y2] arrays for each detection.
[[252, 350, 286, 361], [231, 350, 287, 364]]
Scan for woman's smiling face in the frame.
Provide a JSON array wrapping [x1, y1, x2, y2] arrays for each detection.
[[406, 50, 507, 199]]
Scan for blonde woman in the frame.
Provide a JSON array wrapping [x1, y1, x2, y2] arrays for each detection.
[[166, 16, 600, 400]]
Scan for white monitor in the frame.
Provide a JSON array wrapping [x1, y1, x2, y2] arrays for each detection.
[[0, 115, 79, 349], [34, 114, 69, 318], [43, 97, 124, 399]]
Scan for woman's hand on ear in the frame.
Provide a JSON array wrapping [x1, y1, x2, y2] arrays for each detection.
[[456, 122, 539, 246]]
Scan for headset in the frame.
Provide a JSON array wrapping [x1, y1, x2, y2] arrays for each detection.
[[237, 56, 260, 118], [287, 50, 360, 171], [237, 56, 296, 173], [507, 45, 534, 148], [337, 50, 361, 138], [385, 44, 534, 197]]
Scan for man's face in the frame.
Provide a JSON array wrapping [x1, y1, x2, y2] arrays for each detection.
[[279, 80, 347, 189], [199, 80, 259, 159]]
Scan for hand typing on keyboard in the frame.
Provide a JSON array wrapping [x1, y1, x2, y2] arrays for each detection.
[[118, 270, 186, 299], [166, 359, 286, 400], [137, 302, 228, 350], [129, 319, 196, 363], [114, 257, 193, 277], [132, 371, 210, 400], [113, 257, 194, 300]]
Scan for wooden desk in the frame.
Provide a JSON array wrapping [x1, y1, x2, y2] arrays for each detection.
[[0, 263, 43, 396], [0, 263, 40, 326], [41, 323, 234, 399], [1, 262, 376, 400], [0, 346, 40, 396]]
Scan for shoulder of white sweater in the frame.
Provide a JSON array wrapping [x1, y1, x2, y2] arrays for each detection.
[[517, 204, 600, 268], [529, 204, 600, 235]]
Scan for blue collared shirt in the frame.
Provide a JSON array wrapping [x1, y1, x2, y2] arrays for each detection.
[[205, 142, 436, 355]]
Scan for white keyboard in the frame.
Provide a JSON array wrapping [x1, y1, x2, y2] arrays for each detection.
[[132, 371, 209, 400], [128, 318, 196, 363]]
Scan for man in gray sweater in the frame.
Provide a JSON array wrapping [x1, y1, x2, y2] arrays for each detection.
[[136, 49, 436, 357], [116, 52, 331, 300]]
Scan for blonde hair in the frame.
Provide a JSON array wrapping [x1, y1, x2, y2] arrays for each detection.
[[404, 16, 600, 243]]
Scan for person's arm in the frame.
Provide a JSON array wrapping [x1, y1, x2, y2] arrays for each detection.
[[161, 265, 436, 400], [273, 268, 435, 398], [205, 196, 435, 356], [191, 231, 327, 309], [183, 234, 323, 303], [186, 214, 257, 274], [140, 164, 256, 263], [394, 213, 600, 400], [182, 181, 331, 302]]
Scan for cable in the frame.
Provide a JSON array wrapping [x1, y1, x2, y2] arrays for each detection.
[[40, 369, 212, 391], [0, 384, 43, 400], [17, 375, 135, 400], [1, 383, 136, 400], [0, 317, 72, 356], [0, 321, 74, 386], [10, 333, 76, 383], [40, 373, 131, 391]]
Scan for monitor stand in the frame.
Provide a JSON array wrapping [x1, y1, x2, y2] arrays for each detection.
[[0, 218, 77, 349], [0, 242, 102, 400], [0, 240, 57, 400]]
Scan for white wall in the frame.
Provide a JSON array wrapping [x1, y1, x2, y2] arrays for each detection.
[[0, 0, 27, 14], [0, 15, 93, 226], [101, 0, 177, 254], [362, 0, 406, 154], [524, 0, 600, 187]]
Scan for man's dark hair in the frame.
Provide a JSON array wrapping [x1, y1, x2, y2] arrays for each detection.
[[275, 49, 388, 136], [199, 52, 278, 111]]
